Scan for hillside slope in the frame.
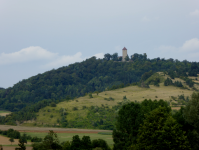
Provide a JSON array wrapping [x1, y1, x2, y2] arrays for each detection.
[[23, 73, 195, 129]]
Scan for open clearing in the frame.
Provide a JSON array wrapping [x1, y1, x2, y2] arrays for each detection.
[[0, 110, 11, 116]]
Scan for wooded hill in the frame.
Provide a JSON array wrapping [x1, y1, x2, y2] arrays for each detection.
[[0, 53, 199, 125]]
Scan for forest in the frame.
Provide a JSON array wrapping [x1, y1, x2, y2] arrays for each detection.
[[0, 52, 199, 125]]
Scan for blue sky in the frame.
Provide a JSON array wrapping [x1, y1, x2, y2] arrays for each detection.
[[0, 0, 199, 88]]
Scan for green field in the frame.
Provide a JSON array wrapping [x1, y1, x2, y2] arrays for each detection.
[[24, 132, 114, 146]]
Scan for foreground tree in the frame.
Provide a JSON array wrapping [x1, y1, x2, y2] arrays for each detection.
[[184, 92, 199, 133], [134, 107, 190, 150], [183, 92, 199, 149], [113, 100, 171, 150], [112, 102, 143, 150], [18, 138, 26, 150]]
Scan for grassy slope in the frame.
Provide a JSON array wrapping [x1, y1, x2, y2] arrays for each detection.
[[23, 72, 198, 126]]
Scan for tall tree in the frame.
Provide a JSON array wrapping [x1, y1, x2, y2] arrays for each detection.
[[134, 107, 190, 150], [112, 102, 143, 150]]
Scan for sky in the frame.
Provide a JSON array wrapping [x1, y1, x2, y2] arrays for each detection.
[[0, 0, 199, 88]]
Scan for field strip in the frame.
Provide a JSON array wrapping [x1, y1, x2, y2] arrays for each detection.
[[0, 125, 112, 133]]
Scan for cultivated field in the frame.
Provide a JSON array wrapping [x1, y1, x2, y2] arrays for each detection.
[[0, 125, 113, 148]]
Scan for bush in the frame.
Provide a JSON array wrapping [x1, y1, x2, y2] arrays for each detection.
[[50, 102, 56, 107]]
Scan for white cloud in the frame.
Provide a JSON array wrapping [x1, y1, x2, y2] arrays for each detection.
[[181, 38, 199, 51], [156, 38, 199, 61], [141, 16, 150, 22], [43, 52, 83, 69], [94, 53, 104, 59], [0, 46, 57, 65], [157, 38, 199, 52], [189, 9, 199, 17]]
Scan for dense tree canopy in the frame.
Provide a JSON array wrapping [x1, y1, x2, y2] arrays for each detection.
[[134, 107, 190, 150]]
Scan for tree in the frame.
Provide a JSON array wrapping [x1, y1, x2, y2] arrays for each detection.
[[9, 138, 14, 145], [104, 53, 112, 61], [112, 53, 118, 61], [50, 102, 56, 107], [183, 92, 199, 149], [89, 93, 93, 98], [134, 107, 190, 150], [125, 55, 129, 61], [92, 139, 111, 150], [184, 92, 199, 132], [70, 135, 81, 150], [18, 138, 26, 150], [32, 130, 62, 150], [81, 136, 92, 150], [112, 102, 143, 150]]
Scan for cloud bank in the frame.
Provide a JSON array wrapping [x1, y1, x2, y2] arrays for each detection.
[[0, 46, 57, 65], [0, 46, 104, 69], [157, 38, 199, 61], [190, 9, 199, 17]]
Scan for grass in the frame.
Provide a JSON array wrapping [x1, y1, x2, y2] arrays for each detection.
[[0, 110, 11, 113], [27, 72, 195, 126], [24, 132, 114, 146]]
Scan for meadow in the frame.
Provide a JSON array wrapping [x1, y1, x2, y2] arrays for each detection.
[[33, 73, 194, 126]]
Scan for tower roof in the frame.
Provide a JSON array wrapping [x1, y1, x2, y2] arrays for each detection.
[[122, 47, 127, 50]]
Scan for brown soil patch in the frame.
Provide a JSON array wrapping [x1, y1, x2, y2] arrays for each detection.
[[0, 135, 31, 145], [171, 107, 181, 110], [0, 113, 10, 117]]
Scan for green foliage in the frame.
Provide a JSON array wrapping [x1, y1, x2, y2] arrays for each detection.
[[89, 93, 93, 98], [32, 130, 62, 150], [183, 92, 199, 150], [125, 55, 130, 61], [135, 107, 190, 150], [50, 102, 56, 107], [0, 128, 20, 139], [9, 138, 14, 145], [18, 138, 26, 150], [184, 92, 199, 132], [113, 99, 171, 150]]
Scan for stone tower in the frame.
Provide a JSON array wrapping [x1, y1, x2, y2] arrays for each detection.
[[122, 47, 127, 61]]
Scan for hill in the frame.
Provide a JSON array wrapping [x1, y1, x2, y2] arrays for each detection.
[[21, 72, 197, 129], [0, 53, 199, 125]]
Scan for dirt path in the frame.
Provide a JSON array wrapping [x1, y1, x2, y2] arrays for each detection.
[[0, 125, 112, 133]]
